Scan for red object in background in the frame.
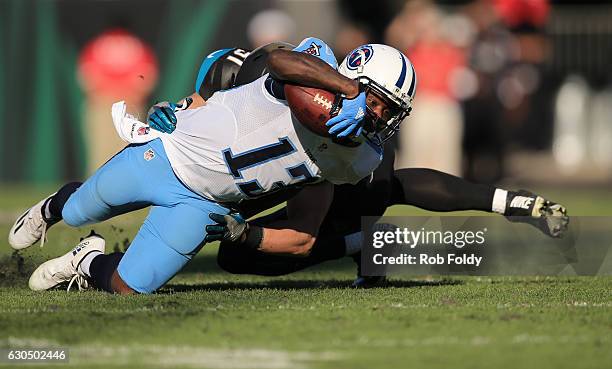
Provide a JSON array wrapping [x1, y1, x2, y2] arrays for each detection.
[[78, 29, 158, 101], [493, 0, 550, 28], [408, 41, 465, 100]]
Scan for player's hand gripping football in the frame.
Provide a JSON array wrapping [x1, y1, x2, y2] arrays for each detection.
[[205, 212, 248, 243], [146, 97, 193, 133], [504, 190, 569, 238], [325, 90, 367, 138]]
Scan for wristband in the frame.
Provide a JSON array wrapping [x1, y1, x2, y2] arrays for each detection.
[[492, 188, 508, 215], [242, 225, 263, 250], [340, 82, 365, 100]]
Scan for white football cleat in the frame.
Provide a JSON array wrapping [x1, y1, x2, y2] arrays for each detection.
[[8, 193, 58, 250], [28, 232, 105, 292]]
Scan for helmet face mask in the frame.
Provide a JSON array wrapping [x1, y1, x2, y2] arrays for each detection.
[[360, 77, 412, 146]]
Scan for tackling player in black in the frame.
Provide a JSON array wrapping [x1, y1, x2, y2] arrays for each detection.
[[149, 42, 569, 287]]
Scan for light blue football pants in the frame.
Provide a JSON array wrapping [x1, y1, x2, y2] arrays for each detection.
[[62, 138, 230, 293]]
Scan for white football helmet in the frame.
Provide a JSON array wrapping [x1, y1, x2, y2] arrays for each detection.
[[338, 44, 417, 145]]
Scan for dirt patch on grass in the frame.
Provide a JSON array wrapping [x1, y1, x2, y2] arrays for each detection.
[[0, 251, 36, 286]]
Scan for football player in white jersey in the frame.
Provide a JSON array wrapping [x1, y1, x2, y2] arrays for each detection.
[[9, 38, 417, 294], [147, 42, 568, 287]]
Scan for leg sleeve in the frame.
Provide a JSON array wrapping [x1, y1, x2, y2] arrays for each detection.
[[217, 242, 321, 276], [390, 168, 496, 212]]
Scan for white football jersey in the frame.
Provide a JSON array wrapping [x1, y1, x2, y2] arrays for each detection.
[[154, 75, 382, 203]]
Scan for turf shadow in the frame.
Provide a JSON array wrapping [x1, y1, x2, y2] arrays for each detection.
[[161, 278, 462, 293], [182, 253, 356, 274]]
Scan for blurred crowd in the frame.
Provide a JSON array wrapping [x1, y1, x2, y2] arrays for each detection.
[[5, 0, 608, 184], [244, 0, 612, 184]]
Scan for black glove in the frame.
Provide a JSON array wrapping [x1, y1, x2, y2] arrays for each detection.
[[205, 212, 248, 243], [205, 212, 264, 249], [505, 190, 569, 238]]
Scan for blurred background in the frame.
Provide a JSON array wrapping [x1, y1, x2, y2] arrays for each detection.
[[1, 0, 611, 191]]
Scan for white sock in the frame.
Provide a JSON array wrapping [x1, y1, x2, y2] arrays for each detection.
[[344, 232, 362, 255], [78, 251, 103, 278], [492, 188, 508, 214]]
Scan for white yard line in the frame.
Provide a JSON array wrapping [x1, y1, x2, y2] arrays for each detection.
[[71, 345, 339, 369], [0, 339, 340, 369]]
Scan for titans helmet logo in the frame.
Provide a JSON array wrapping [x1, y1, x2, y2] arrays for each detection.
[[346, 45, 374, 70]]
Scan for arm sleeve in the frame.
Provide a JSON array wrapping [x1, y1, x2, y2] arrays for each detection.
[[263, 37, 338, 100], [264, 76, 286, 100], [391, 168, 496, 212]]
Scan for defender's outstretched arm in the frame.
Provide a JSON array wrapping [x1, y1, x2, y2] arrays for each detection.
[[207, 181, 334, 257]]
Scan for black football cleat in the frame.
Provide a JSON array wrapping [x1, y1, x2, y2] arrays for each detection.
[[350, 251, 388, 288]]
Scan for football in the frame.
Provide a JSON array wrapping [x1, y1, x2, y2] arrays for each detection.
[[284, 84, 338, 137]]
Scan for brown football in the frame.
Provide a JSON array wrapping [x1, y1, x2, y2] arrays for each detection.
[[284, 84, 337, 137]]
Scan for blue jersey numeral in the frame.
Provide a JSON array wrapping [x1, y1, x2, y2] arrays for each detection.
[[222, 138, 316, 198], [237, 163, 315, 197], [222, 137, 296, 179]]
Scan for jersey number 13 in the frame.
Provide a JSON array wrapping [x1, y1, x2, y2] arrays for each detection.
[[222, 137, 316, 198]]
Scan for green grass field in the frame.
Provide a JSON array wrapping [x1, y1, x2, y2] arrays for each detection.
[[0, 186, 611, 369]]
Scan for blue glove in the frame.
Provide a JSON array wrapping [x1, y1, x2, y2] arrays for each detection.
[[325, 91, 367, 138], [146, 97, 193, 133], [205, 212, 248, 243]]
